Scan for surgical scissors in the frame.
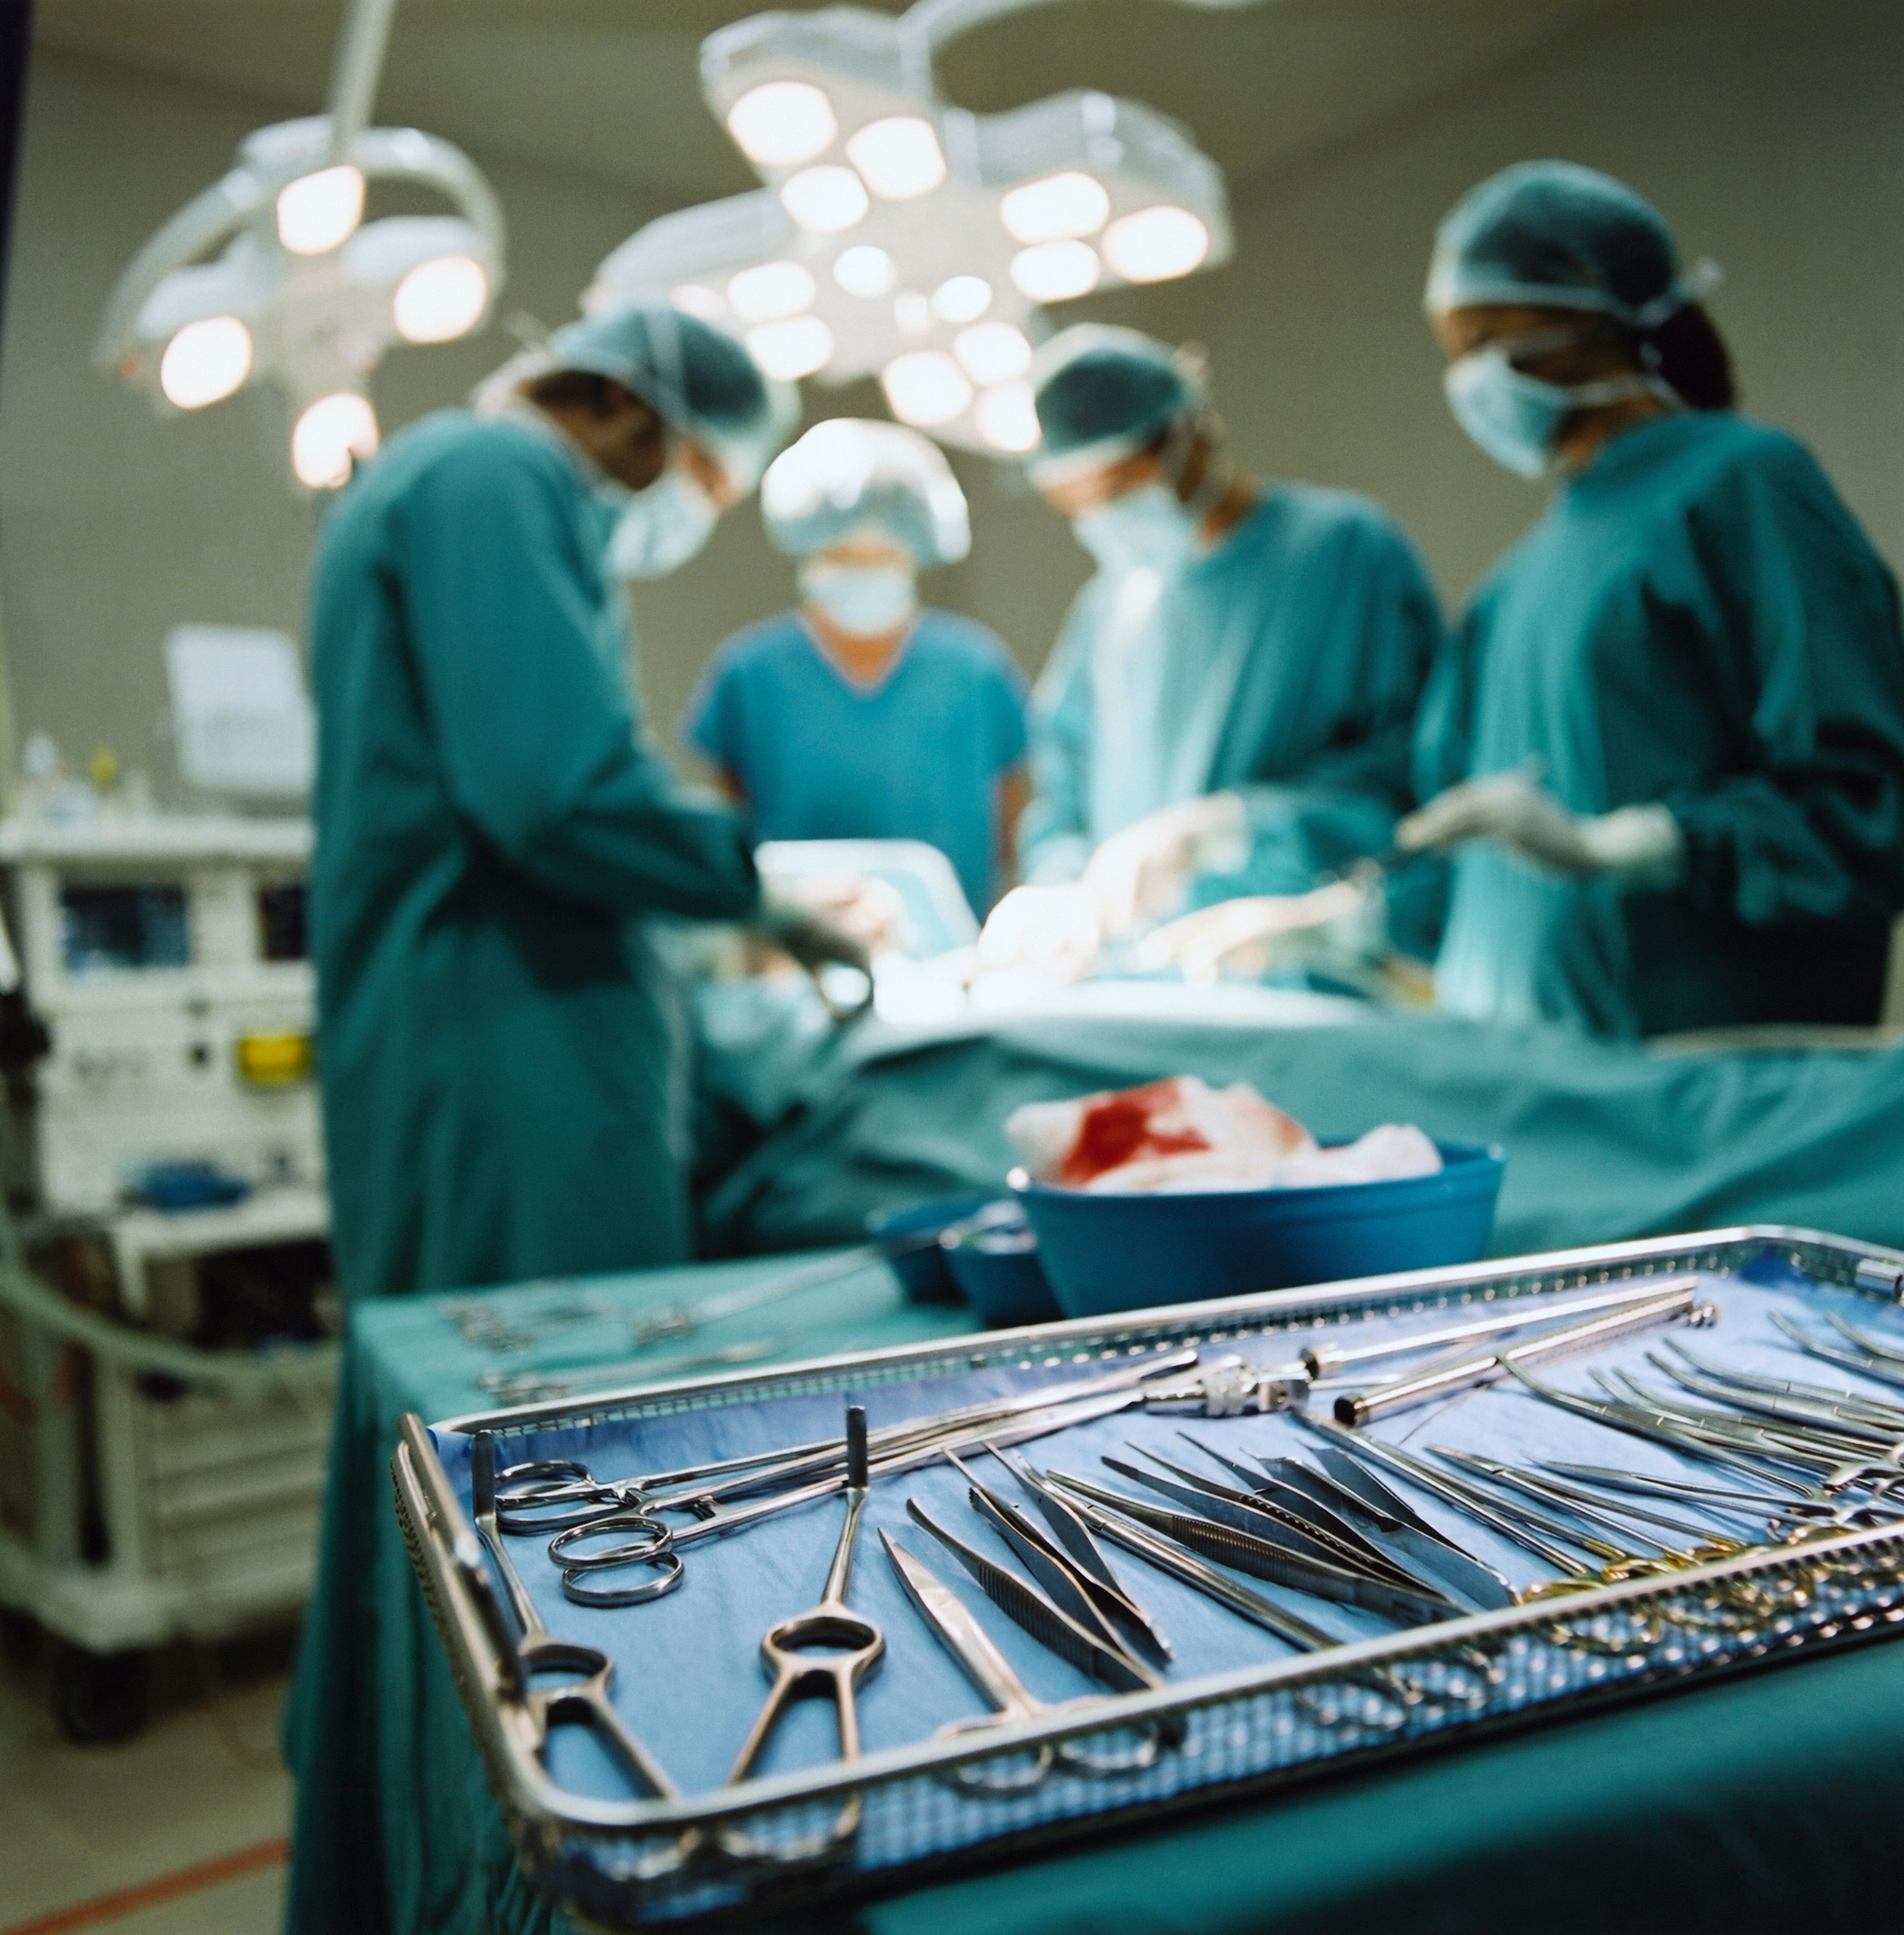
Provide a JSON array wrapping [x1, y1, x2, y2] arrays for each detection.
[[546, 1382, 1185, 1606], [881, 1531, 1161, 1794], [467, 1431, 679, 1804], [493, 1348, 1201, 1535], [720, 1405, 884, 1863]]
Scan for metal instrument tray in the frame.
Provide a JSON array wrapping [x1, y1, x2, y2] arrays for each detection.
[[393, 1225, 1904, 1930]]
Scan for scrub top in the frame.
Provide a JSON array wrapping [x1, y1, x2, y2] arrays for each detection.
[[1418, 409, 1904, 1037], [1019, 485, 1443, 895], [310, 409, 759, 1300], [685, 609, 1027, 913]]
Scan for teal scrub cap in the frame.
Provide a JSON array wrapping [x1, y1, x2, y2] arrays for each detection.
[[546, 302, 793, 489], [761, 418, 970, 568], [1028, 325, 1207, 484], [1426, 160, 1713, 327]]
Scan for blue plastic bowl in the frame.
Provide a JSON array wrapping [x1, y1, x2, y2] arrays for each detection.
[[1013, 1141, 1506, 1320], [943, 1218, 1062, 1329], [866, 1195, 997, 1304]]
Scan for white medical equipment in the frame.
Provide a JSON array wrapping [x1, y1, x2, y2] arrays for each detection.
[[0, 813, 334, 1741]]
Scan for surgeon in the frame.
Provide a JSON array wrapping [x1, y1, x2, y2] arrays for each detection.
[[979, 325, 1442, 976], [1394, 160, 1904, 1035], [309, 303, 863, 1300], [685, 418, 1027, 915]]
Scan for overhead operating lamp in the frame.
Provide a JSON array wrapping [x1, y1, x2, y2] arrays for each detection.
[[585, 0, 1254, 456], [94, 0, 505, 489]]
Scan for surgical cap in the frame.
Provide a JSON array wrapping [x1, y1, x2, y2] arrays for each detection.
[[544, 302, 793, 489], [761, 418, 970, 569], [1425, 161, 1700, 326], [1028, 326, 1206, 485]]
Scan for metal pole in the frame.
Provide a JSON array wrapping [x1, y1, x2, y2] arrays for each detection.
[[325, 0, 398, 158]]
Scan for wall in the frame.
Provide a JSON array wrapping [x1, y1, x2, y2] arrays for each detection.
[[3, 0, 1901, 804]]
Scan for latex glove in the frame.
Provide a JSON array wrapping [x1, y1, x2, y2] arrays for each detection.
[[974, 882, 1102, 984], [753, 892, 874, 978], [1397, 774, 1684, 887], [1138, 878, 1371, 984], [1081, 792, 1252, 940], [762, 872, 907, 957]]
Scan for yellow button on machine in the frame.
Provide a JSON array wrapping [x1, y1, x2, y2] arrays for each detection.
[[236, 1031, 314, 1084]]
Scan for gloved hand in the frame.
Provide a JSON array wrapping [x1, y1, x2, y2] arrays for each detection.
[[1081, 792, 1252, 940], [1397, 773, 1684, 887], [1137, 877, 1373, 984], [973, 882, 1103, 985], [753, 892, 874, 978]]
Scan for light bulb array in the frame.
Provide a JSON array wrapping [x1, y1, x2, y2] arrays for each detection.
[[587, 8, 1231, 455], [97, 116, 505, 489]]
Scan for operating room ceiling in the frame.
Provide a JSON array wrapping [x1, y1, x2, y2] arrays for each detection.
[[36, 0, 1614, 203]]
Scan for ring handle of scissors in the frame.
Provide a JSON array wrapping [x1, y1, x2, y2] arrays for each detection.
[[713, 1612, 884, 1866], [934, 1712, 1057, 1796], [550, 1510, 685, 1606]]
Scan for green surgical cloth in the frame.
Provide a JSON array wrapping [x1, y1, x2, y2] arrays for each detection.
[[309, 411, 759, 1298], [1020, 487, 1441, 893], [1417, 411, 1904, 1036]]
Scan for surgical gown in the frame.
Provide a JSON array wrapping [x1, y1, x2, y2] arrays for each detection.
[[309, 411, 759, 1299], [1018, 485, 1442, 897], [1418, 409, 1904, 1037]]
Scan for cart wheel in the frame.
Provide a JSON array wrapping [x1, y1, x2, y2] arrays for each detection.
[[51, 1644, 148, 1744]]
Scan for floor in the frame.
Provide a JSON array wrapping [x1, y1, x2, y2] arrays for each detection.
[[0, 1623, 297, 1935]]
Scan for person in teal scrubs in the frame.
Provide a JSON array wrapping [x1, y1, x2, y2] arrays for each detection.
[[979, 325, 1442, 975], [1399, 161, 1904, 1035], [310, 303, 857, 1299], [686, 418, 1027, 914]]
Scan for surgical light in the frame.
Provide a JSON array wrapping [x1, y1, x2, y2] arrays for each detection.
[[746, 315, 833, 381], [671, 282, 728, 321], [1010, 240, 1100, 302], [392, 254, 488, 342], [833, 246, 896, 298], [780, 165, 869, 234], [931, 276, 992, 323], [845, 117, 946, 200], [97, 0, 506, 489], [292, 392, 379, 489], [974, 381, 1039, 453], [276, 164, 366, 255], [953, 321, 1030, 385], [1103, 204, 1210, 283], [999, 171, 1108, 244], [728, 259, 815, 323], [158, 316, 253, 409], [882, 351, 972, 428], [726, 80, 837, 168]]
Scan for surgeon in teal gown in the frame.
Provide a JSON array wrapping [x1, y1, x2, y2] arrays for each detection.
[[1399, 162, 1904, 1036], [309, 303, 849, 1300], [980, 325, 1442, 971]]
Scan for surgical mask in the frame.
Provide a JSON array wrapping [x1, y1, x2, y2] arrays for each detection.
[[1072, 483, 1204, 573], [1443, 331, 1666, 479], [607, 467, 720, 579], [798, 562, 918, 636]]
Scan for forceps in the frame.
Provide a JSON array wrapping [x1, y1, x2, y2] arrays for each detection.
[[881, 1531, 1161, 1794], [468, 1431, 678, 1804], [722, 1405, 884, 1862]]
